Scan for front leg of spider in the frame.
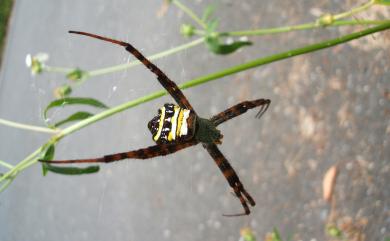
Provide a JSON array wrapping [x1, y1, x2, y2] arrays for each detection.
[[68, 31, 195, 113], [42, 141, 198, 164]]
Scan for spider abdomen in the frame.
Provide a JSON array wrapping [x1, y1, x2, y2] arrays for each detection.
[[148, 104, 196, 144]]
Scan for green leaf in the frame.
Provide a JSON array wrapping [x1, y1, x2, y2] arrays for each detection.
[[43, 145, 55, 160], [206, 19, 219, 33], [44, 97, 108, 122], [43, 164, 100, 175], [54, 111, 94, 127], [202, 4, 216, 23], [41, 144, 56, 176], [205, 36, 252, 55], [271, 228, 283, 241], [375, 0, 390, 5], [40, 144, 100, 176]]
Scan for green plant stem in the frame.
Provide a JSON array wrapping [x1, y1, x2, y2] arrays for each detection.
[[42, 38, 204, 78], [0, 118, 59, 133], [88, 37, 204, 77], [1, 22, 389, 192], [16, 156, 40, 171], [172, 0, 207, 29], [333, 0, 375, 20], [0, 177, 14, 193], [49, 19, 387, 79], [182, 22, 390, 87], [0, 160, 13, 169], [41, 19, 387, 78], [225, 19, 389, 37], [56, 22, 390, 139], [44, 66, 73, 73], [39, 1, 384, 79], [0, 146, 43, 185]]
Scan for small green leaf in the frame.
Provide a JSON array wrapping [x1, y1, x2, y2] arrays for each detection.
[[41, 144, 56, 176], [42, 163, 50, 176], [202, 4, 216, 22], [43, 164, 100, 175], [375, 0, 390, 5], [271, 228, 283, 241], [205, 37, 252, 55], [44, 97, 108, 122], [206, 19, 219, 33], [43, 145, 55, 161], [40, 144, 100, 175], [66, 68, 88, 82], [53, 111, 94, 127]]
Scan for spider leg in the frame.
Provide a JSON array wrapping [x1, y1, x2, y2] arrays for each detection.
[[39, 141, 198, 164], [203, 143, 255, 217], [210, 99, 270, 126], [68, 31, 195, 112]]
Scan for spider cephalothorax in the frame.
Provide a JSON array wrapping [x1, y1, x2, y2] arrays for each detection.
[[41, 31, 271, 216], [148, 103, 223, 145]]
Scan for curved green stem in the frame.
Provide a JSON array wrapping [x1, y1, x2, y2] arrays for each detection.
[[88, 37, 204, 77], [334, 0, 375, 20], [56, 22, 390, 139], [42, 38, 204, 79], [0, 160, 13, 169], [0, 177, 14, 193], [0, 118, 59, 134], [42, 19, 387, 79], [182, 22, 390, 87], [0, 146, 43, 185], [44, 66, 73, 73], [172, 0, 207, 29], [225, 19, 389, 37]]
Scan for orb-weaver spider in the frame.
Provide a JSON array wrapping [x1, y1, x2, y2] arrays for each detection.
[[42, 31, 271, 217]]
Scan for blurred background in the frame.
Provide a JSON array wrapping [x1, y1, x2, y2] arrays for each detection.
[[0, 1, 389, 240]]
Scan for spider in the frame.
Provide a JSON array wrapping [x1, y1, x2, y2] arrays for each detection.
[[41, 31, 271, 217]]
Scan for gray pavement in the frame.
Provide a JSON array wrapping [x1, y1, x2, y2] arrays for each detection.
[[0, 1, 389, 241]]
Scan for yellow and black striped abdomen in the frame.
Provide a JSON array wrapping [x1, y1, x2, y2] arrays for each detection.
[[148, 103, 196, 144]]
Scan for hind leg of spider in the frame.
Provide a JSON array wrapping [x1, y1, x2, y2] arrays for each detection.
[[210, 99, 270, 126], [39, 141, 198, 164], [203, 143, 255, 216], [68, 31, 195, 113]]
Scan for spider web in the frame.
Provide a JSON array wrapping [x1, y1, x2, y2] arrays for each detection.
[[4, 1, 389, 241]]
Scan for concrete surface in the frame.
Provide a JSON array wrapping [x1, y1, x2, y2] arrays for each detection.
[[0, 1, 389, 241]]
